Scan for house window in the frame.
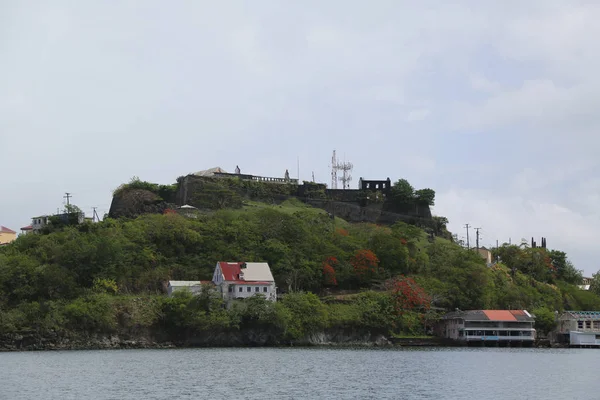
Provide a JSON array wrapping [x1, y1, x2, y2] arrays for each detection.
[[578, 321, 584, 329], [263, 287, 268, 292], [228, 286, 233, 293], [594, 321, 600, 329], [586, 321, 592, 329], [255, 287, 259, 292], [239, 287, 243, 292], [247, 287, 251, 292]]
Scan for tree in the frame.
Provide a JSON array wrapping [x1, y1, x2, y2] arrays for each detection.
[[548, 250, 582, 284], [532, 307, 557, 337], [415, 188, 436, 206], [432, 216, 448, 236], [385, 275, 431, 315], [322, 257, 338, 286], [589, 271, 600, 296], [391, 179, 415, 204], [350, 249, 380, 284]]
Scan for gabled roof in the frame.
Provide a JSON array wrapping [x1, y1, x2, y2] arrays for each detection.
[[194, 167, 227, 177], [442, 309, 534, 322], [217, 261, 274, 282], [560, 311, 600, 320], [0, 226, 16, 234]]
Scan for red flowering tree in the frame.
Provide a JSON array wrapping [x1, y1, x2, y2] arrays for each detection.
[[350, 249, 380, 282], [163, 208, 176, 215], [322, 256, 338, 286], [385, 275, 430, 315], [335, 228, 349, 237]]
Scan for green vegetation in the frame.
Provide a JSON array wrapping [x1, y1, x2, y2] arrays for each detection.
[[391, 178, 436, 207], [113, 176, 177, 202], [0, 180, 595, 344]]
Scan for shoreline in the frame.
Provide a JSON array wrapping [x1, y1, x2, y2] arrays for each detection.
[[0, 333, 569, 352]]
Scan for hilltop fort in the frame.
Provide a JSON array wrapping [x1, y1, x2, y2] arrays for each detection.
[[109, 165, 437, 232]]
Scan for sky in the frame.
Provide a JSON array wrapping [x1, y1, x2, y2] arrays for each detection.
[[1, 1, 599, 275]]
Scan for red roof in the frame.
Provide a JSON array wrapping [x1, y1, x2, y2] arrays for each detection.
[[229, 281, 273, 285], [218, 262, 242, 281], [482, 310, 517, 321], [20, 225, 33, 230], [0, 226, 16, 234]]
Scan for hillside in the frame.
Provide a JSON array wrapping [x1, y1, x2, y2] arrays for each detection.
[[108, 174, 437, 232], [0, 178, 596, 349]]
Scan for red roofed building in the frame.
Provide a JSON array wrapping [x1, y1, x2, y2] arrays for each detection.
[[212, 261, 277, 302], [436, 309, 536, 346], [0, 226, 17, 245]]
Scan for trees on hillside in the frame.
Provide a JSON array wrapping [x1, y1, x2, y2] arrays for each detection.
[[391, 178, 436, 207]]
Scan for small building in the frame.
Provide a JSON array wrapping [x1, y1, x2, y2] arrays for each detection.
[[0, 226, 16, 245], [554, 311, 600, 347], [167, 280, 213, 296], [436, 310, 536, 346], [31, 215, 50, 232], [578, 277, 592, 291], [20, 225, 33, 235], [212, 261, 277, 302], [358, 177, 392, 193], [477, 247, 493, 266]]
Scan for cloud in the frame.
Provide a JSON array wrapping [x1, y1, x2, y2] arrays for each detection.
[[405, 109, 430, 122], [1, 1, 600, 275]]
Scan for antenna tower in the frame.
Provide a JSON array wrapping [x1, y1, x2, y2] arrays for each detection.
[[330, 150, 338, 189], [337, 160, 353, 190]]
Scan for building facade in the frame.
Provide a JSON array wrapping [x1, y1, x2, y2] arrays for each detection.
[[0, 226, 16, 245], [554, 311, 600, 347], [477, 247, 493, 266], [436, 310, 536, 345], [212, 261, 277, 302]]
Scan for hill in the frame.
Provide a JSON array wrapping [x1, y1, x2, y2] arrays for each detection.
[[108, 173, 438, 233], [0, 177, 596, 349]]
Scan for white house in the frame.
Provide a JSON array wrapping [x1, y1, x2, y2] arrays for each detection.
[[167, 280, 213, 296], [212, 261, 277, 302]]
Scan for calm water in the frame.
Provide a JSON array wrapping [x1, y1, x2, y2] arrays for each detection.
[[1, 347, 599, 399]]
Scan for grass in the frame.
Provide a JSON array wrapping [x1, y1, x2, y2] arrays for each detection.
[[243, 198, 350, 228]]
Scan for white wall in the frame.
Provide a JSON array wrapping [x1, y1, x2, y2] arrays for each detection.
[[225, 283, 277, 301], [570, 331, 600, 346]]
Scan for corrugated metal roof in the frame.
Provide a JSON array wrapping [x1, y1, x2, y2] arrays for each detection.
[[442, 309, 534, 322], [561, 311, 600, 320], [483, 310, 517, 321]]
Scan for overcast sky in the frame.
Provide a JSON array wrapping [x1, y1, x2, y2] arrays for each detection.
[[2, 1, 599, 275]]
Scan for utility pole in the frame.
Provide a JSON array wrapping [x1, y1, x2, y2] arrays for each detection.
[[464, 223, 471, 249], [474, 228, 481, 251], [64, 192, 72, 208]]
